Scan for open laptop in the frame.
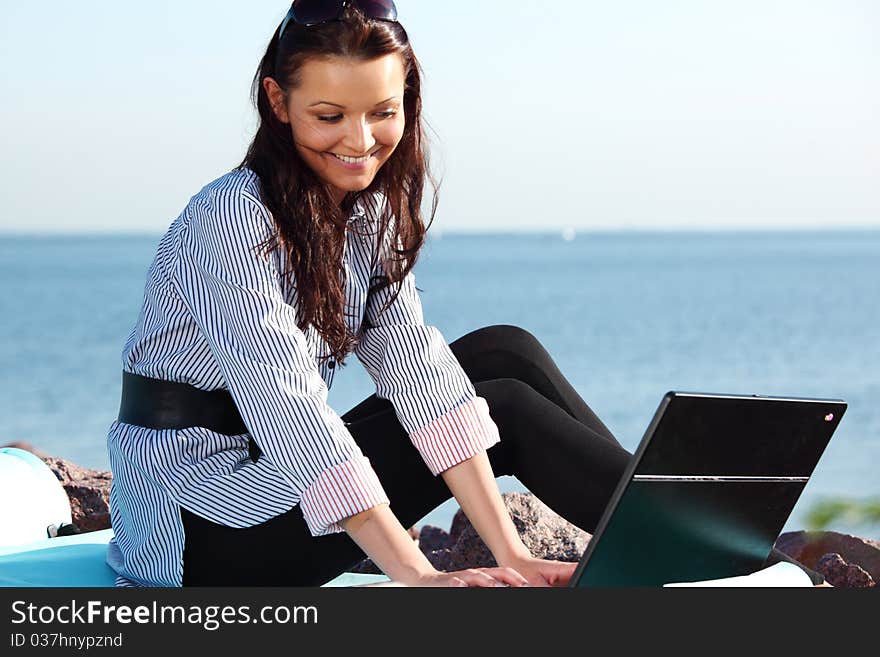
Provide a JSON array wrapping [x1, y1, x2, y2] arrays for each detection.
[[569, 391, 847, 587]]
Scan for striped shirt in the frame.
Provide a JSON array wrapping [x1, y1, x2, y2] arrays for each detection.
[[105, 167, 500, 587]]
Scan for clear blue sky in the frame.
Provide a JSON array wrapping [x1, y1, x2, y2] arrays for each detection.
[[1, 1, 877, 233]]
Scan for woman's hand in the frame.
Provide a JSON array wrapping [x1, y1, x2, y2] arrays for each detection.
[[497, 554, 578, 587], [415, 567, 531, 588]]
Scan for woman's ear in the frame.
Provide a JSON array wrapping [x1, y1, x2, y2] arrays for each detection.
[[263, 77, 290, 124]]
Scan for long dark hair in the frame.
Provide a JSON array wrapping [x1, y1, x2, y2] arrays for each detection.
[[238, 5, 439, 367]]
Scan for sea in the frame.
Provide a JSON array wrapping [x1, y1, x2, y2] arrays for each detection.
[[1, 230, 877, 540]]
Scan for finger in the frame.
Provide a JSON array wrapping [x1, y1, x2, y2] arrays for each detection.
[[541, 564, 566, 587], [462, 570, 502, 587], [449, 577, 467, 588], [545, 562, 577, 586], [533, 573, 552, 587], [498, 567, 530, 586], [490, 567, 529, 587]]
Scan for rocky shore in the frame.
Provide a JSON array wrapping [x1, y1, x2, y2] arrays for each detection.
[[5, 444, 877, 588]]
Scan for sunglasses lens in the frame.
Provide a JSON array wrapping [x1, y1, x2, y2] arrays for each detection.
[[292, 0, 343, 26], [355, 0, 398, 21]]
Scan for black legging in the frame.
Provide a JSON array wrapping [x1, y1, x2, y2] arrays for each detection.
[[180, 325, 824, 586]]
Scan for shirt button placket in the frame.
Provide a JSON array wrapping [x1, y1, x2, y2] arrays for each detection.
[[349, 210, 369, 248]]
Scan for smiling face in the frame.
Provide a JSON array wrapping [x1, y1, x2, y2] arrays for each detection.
[[264, 53, 407, 206]]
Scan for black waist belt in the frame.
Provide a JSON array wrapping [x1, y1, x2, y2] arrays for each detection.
[[117, 372, 262, 464]]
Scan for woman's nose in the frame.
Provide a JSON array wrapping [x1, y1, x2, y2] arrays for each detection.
[[344, 116, 376, 155]]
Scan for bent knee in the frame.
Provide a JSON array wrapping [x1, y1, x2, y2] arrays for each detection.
[[457, 324, 541, 353], [475, 377, 538, 415]]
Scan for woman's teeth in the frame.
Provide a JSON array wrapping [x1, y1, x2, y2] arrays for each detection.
[[332, 153, 371, 164]]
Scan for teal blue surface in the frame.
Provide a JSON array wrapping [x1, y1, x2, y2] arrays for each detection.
[[0, 530, 391, 588], [0, 530, 117, 587]]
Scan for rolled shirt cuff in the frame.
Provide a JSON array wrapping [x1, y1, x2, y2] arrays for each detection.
[[409, 396, 501, 476], [299, 456, 390, 537]]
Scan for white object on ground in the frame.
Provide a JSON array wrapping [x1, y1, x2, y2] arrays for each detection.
[[0, 448, 72, 547], [663, 562, 814, 587]]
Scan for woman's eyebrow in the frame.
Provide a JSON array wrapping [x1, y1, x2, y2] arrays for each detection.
[[309, 96, 400, 108]]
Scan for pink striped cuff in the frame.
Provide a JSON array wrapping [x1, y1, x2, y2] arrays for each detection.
[[409, 396, 501, 476], [299, 456, 390, 537]]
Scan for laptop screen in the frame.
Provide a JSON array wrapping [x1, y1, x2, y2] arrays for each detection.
[[570, 392, 846, 587]]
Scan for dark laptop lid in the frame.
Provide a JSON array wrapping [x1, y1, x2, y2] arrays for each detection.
[[569, 392, 847, 588]]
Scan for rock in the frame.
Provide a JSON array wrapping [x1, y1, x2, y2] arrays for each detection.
[[449, 510, 470, 547], [1, 441, 51, 460], [774, 531, 880, 583], [815, 553, 875, 588], [41, 457, 112, 533], [424, 549, 455, 572], [417, 525, 452, 553], [446, 492, 591, 570]]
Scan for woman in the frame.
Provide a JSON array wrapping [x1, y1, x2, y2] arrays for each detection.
[[106, 1, 823, 587]]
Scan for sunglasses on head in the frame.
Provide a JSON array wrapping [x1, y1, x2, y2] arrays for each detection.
[[279, 0, 399, 41]]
